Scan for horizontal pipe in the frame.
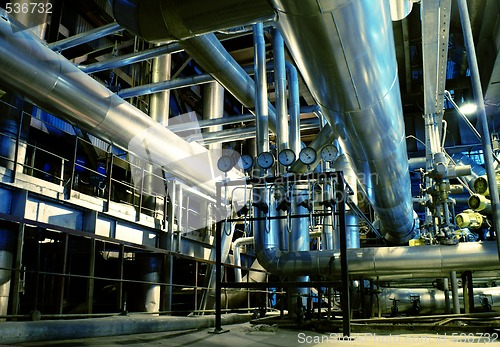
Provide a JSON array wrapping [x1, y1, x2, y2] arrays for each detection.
[[79, 43, 183, 74], [0, 11, 243, 197], [109, 0, 275, 43], [117, 74, 214, 98], [0, 313, 251, 345], [256, 241, 500, 278], [48, 22, 123, 52]]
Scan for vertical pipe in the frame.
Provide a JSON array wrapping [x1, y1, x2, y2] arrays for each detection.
[[444, 277, 451, 314], [150, 53, 171, 124], [176, 184, 183, 253], [203, 82, 225, 155], [286, 63, 300, 156], [58, 233, 68, 314], [10, 223, 24, 318], [0, 227, 15, 320], [450, 271, 460, 315], [289, 187, 310, 316], [338, 172, 351, 336], [87, 238, 96, 314], [118, 244, 125, 312], [253, 22, 269, 156], [162, 181, 176, 313], [139, 255, 161, 313], [213, 184, 223, 332], [458, 0, 500, 254], [273, 28, 288, 168]]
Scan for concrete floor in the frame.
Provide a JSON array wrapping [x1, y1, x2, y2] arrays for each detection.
[[15, 322, 500, 347]]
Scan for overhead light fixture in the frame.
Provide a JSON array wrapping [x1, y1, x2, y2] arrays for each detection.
[[459, 103, 477, 115]]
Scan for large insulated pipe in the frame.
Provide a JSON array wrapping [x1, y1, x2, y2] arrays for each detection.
[[109, 0, 275, 44], [0, 11, 241, 197], [259, 241, 499, 278], [273, 29, 288, 162], [376, 286, 500, 316], [272, 0, 415, 244]]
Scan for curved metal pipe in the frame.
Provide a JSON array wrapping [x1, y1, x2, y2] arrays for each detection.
[[272, 0, 415, 243], [0, 11, 240, 196], [109, 0, 275, 43]]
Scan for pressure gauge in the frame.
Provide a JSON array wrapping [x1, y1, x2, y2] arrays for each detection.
[[278, 149, 296, 167], [237, 154, 254, 171], [257, 151, 275, 170], [321, 144, 339, 162], [299, 146, 317, 165], [217, 155, 234, 173]]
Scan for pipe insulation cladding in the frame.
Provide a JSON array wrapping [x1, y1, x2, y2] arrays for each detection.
[[0, 11, 244, 199], [271, 0, 416, 243], [109, 0, 416, 244]]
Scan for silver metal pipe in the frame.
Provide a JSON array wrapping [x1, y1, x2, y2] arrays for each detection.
[[450, 271, 461, 315], [0, 229, 14, 320], [203, 82, 225, 153], [232, 237, 254, 283], [450, 152, 486, 189], [253, 22, 269, 156], [272, 0, 415, 244], [179, 34, 277, 133], [376, 286, 500, 316], [458, 0, 500, 257], [0, 11, 241, 197], [48, 22, 123, 52], [287, 62, 301, 156], [168, 114, 255, 133], [109, 0, 275, 43], [187, 118, 320, 144], [389, 0, 413, 21], [79, 43, 183, 74], [259, 241, 500, 278], [273, 28, 289, 166], [117, 74, 214, 99], [150, 51, 171, 126]]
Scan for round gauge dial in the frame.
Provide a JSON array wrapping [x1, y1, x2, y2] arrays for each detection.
[[217, 155, 234, 173], [237, 154, 254, 171], [278, 149, 296, 167], [299, 146, 317, 165], [321, 144, 339, 162], [257, 151, 275, 170]]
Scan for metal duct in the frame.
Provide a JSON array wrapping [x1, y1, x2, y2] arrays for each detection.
[[0, 12, 240, 197], [272, 0, 415, 244], [109, 0, 275, 43]]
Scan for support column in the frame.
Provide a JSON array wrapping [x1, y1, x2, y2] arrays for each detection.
[[450, 271, 460, 315], [0, 227, 16, 320], [203, 82, 224, 155], [139, 254, 161, 313]]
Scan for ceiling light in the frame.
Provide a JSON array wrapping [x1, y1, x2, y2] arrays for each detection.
[[459, 103, 477, 115]]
